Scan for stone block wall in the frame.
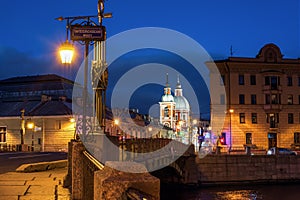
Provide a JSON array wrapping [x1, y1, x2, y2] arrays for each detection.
[[196, 155, 300, 185]]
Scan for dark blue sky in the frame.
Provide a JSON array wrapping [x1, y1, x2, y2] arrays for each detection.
[[0, 0, 299, 80], [0, 0, 299, 119]]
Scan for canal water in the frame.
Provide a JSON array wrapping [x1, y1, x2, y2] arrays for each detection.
[[161, 183, 300, 200]]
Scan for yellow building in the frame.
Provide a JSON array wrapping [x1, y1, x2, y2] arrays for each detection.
[[0, 74, 75, 152], [207, 43, 300, 151]]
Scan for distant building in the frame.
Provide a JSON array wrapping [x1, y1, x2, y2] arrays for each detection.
[[159, 74, 190, 139], [207, 43, 300, 151], [0, 74, 75, 152]]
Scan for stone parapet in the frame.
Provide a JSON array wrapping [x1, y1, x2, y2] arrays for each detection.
[[196, 155, 300, 185], [94, 161, 160, 200]]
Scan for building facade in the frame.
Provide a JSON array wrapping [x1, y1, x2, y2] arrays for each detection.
[[0, 74, 75, 152], [207, 43, 300, 151]]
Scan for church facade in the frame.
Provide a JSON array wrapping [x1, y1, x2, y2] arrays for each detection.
[[159, 75, 190, 138]]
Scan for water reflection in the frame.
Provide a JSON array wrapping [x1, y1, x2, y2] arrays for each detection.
[[215, 190, 261, 200], [161, 184, 300, 200]]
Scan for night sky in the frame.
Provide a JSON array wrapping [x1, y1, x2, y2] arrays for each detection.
[[0, 0, 299, 118]]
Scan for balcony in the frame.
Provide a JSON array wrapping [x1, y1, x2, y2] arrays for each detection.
[[264, 104, 282, 111], [263, 85, 282, 93]]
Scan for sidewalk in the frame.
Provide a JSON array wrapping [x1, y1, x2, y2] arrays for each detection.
[[0, 167, 70, 200]]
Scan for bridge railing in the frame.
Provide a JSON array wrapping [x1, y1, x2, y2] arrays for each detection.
[[66, 139, 161, 199], [67, 140, 101, 200]]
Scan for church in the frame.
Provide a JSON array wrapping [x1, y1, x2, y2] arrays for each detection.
[[159, 74, 190, 138]]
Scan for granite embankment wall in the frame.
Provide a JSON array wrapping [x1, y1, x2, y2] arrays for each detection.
[[196, 155, 300, 185]]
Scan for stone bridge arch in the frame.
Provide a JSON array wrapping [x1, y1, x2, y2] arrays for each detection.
[[151, 144, 199, 185]]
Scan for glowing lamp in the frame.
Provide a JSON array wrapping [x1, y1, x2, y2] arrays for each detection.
[[114, 119, 120, 125], [59, 41, 74, 64], [27, 122, 34, 129]]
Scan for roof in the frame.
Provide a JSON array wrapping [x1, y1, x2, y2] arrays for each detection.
[[0, 74, 74, 117], [174, 96, 190, 110], [0, 98, 72, 117], [0, 74, 74, 99]]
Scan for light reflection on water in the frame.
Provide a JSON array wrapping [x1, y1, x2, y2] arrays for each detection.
[[161, 184, 300, 200]]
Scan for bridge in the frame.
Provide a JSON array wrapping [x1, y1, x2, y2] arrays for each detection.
[[66, 136, 199, 199]]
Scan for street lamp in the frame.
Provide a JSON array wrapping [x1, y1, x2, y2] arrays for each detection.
[[56, 0, 111, 140], [59, 40, 75, 64], [229, 108, 234, 153]]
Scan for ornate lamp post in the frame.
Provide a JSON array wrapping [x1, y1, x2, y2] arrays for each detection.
[[56, 0, 111, 140]]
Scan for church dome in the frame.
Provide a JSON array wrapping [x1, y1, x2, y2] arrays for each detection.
[[174, 96, 189, 110], [162, 94, 174, 102]]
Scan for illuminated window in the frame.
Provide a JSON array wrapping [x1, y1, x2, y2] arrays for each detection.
[[288, 95, 293, 105], [246, 133, 252, 144], [0, 127, 6, 143], [56, 120, 62, 129], [221, 132, 227, 145], [240, 113, 245, 124], [294, 132, 300, 144]]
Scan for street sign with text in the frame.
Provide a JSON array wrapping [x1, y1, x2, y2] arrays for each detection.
[[70, 25, 106, 41]]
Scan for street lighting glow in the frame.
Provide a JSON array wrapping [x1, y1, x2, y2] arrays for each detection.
[[114, 119, 120, 125], [27, 122, 34, 129], [229, 109, 234, 113], [69, 118, 75, 123], [59, 41, 75, 64]]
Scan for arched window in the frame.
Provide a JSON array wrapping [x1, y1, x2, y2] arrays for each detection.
[[164, 106, 169, 117]]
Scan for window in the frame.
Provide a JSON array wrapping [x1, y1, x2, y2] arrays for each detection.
[[251, 94, 257, 104], [294, 132, 300, 144], [251, 113, 257, 124], [265, 76, 270, 85], [288, 113, 294, 124], [220, 94, 225, 105], [239, 94, 245, 104], [265, 76, 280, 89], [221, 132, 227, 145], [271, 76, 280, 89], [239, 75, 244, 85], [271, 94, 280, 104], [240, 113, 245, 123], [267, 113, 279, 128], [220, 75, 225, 86], [250, 75, 256, 85], [298, 77, 300, 86], [287, 76, 293, 86], [246, 133, 252, 145], [164, 107, 169, 117], [0, 127, 6, 143], [57, 120, 62, 129], [265, 94, 270, 104], [288, 94, 293, 105]]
